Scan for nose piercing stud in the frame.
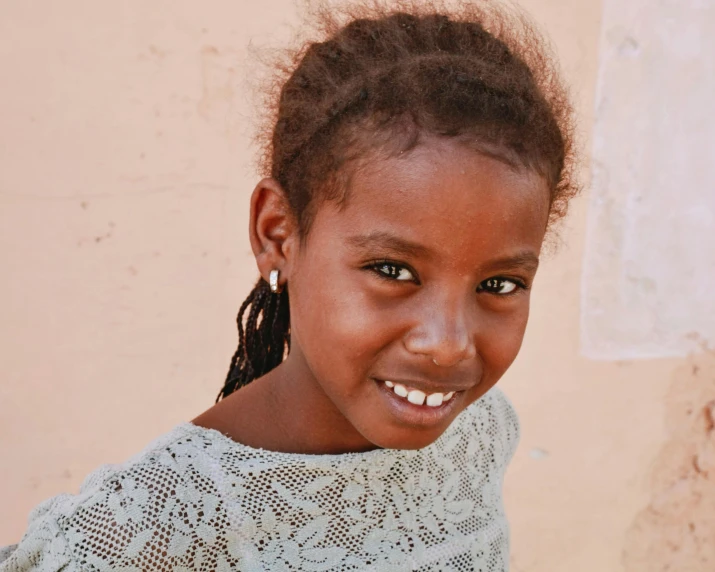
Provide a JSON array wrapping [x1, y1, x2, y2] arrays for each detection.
[[269, 269, 282, 294]]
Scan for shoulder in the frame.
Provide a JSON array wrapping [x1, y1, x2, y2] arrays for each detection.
[[460, 386, 521, 471], [62, 424, 232, 567], [65, 423, 219, 506], [2, 424, 232, 572]]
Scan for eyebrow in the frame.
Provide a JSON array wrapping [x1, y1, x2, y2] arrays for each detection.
[[346, 232, 432, 258], [481, 251, 540, 273]]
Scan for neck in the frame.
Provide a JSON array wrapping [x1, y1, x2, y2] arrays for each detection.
[[196, 354, 376, 455]]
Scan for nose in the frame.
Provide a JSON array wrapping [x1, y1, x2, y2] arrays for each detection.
[[403, 294, 477, 367]]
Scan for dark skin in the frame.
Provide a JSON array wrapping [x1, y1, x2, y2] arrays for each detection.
[[194, 137, 550, 454]]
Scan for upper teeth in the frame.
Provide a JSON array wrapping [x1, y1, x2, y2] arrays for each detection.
[[384, 381, 455, 407]]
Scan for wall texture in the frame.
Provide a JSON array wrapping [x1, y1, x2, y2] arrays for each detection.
[[1, 1, 711, 570], [583, 0, 715, 360]]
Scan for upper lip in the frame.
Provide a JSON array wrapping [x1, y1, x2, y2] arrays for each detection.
[[373, 376, 476, 395]]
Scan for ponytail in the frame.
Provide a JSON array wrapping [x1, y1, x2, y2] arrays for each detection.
[[217, 278, 290, 401]]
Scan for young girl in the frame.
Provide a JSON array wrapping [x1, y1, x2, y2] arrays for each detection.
[[1, 1, 576, 570]]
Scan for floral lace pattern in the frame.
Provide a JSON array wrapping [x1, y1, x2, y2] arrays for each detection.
[[1, 388, 519, 571]]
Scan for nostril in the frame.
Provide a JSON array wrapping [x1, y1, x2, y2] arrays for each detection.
[[402, 312, 476, 366], [430, 339, 478, 368]]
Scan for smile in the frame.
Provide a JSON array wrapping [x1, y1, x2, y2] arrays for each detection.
[[383, 380, 455, 407]]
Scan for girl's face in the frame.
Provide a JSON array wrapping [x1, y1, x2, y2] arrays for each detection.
[[282, 138, 550, 451]]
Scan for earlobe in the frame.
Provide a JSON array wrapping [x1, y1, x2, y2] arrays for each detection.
[[248, 178, 297, 285]]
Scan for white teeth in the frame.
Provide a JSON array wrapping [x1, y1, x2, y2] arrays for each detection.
[[384, 380, 456, 406], [407, 390, 426, 406], [394, 384, 408, 398]]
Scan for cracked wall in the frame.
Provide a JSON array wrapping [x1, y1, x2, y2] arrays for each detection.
[[623, 350, 715, 571]]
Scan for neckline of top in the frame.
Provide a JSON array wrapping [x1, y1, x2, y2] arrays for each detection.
[[175, 413, 465, 465]]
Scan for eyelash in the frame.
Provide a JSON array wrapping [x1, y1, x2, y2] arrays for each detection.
[[477, 277, 527, 296], [366, 260, 420, 284], [365, 260, 528, 296]]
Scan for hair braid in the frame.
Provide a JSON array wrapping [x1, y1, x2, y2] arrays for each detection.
[[217, 279, 290, 401]]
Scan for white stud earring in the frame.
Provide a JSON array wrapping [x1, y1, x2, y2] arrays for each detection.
[[269, 269, 282, 294]]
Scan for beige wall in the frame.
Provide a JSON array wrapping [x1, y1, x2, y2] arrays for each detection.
[[1, 1, 712, 570]]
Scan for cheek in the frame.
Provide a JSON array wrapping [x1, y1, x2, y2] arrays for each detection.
[[289, 262, 397, 376], [478, 302, 531, 378]]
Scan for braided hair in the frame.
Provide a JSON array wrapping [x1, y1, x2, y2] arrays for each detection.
[[218, 279, 290, 400], [218, 0, 578, 400]]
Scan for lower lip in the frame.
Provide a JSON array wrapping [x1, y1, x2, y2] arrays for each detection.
[[374, 379, 461, 427]]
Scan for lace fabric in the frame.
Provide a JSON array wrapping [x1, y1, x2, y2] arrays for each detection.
[[1, 387, 519, 571]]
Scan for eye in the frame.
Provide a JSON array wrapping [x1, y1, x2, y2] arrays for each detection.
[[371, 262, 416, 282], [479, 277, 523, 295]]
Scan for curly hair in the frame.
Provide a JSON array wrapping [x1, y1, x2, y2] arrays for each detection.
[[218, 0, 578, 400]]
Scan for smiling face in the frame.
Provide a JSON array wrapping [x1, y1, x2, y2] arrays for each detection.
[[274, 137, 550, 451]]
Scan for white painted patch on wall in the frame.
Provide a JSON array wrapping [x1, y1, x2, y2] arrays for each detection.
[[582, 0, 715, 360]]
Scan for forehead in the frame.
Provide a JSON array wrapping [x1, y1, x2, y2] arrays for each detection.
[[312, 139, 550, 260]]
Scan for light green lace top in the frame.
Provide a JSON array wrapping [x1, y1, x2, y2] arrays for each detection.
[[0, 388, 519, 572]]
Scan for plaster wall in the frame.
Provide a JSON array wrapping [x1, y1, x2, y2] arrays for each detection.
[[1, 1, 712, 570]]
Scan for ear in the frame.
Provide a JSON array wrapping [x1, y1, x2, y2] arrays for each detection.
[[248, 178, 298, 288]]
